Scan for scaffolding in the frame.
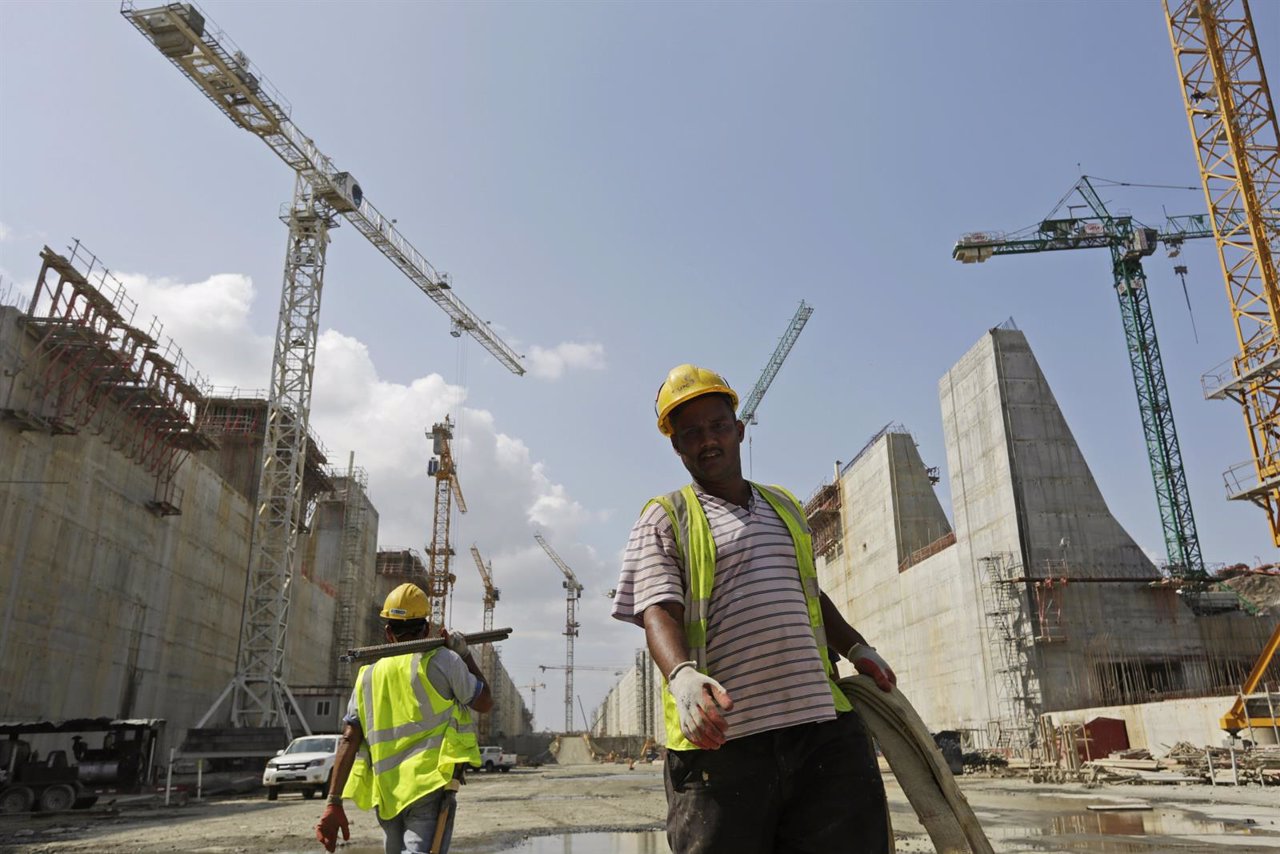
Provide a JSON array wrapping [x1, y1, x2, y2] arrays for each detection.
[[804, 481, 842, 559], [977, 552, 1042, 752], [196, 389, 333, 521], [376, 548, 428, 580], [328, 456, 369, 683], [1034, 559, 1070, 643], [3, 243, 214, 514]]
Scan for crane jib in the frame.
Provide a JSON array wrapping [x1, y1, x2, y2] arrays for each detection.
[[121, 0, 525, 375]]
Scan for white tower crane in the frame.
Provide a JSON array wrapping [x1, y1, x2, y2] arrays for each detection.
[[123, 2, 525, 741], [520, 680, 547, 727], [533, 532, 583, 733], [469, 545, 499, 742]]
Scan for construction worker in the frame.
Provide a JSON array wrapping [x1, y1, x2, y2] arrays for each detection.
[[611, 364, 897, 854], [316, 583, 492, 854]]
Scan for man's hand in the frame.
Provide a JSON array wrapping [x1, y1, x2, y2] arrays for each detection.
[[668, 661, 733, 749], [315, 802, 349, 853], [847, 643, 896, 693], [443, 627, 469, 659]]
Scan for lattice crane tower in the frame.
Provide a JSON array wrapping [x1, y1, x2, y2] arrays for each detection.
[[739, 300, 814, 426], [469, 545, 499, 741], [953, 177, 1215, 577], [426, 418, 467, 629], [1164, 0, 1280, 546], [470, 545, 500, 632], [124, 2, 524, 737], [534, 532, 583, 733]]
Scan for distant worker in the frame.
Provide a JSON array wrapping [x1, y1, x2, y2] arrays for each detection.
[[316, 583, 492, 854], [612, 364, 897, 854]]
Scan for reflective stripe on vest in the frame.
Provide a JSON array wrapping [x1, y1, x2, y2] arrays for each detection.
[[341, 649, 481, 819], [647, 482, 852, 751]]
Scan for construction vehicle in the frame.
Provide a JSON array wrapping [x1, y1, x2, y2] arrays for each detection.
[[0, 719, 164, 813], [478, 745, 516, 773], [122, 1, 524, 752]]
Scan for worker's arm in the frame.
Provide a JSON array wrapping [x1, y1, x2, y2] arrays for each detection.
[[819, 592, 870, 654], [643, 602, 733, 749], [461, 650, 493, 713], [643, 601, 693, 679], [820, 591, 896, 692], [444, 628, 493, 713], [315, 720, 361, 852]]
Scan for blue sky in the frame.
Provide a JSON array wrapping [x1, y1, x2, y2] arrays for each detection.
[[1, 1, 1276, 731]]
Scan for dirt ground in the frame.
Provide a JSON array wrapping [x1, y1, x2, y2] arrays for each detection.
[[2, 763, 1279, 853]]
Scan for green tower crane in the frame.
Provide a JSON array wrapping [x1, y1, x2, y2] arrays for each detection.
[[953, 176, 1214, 577]]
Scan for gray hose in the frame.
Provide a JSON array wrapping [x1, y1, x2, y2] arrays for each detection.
[[840, 676, 995, 854]]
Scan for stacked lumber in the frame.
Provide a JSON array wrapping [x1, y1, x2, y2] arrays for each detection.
[[1074, 742, 1280, 785]]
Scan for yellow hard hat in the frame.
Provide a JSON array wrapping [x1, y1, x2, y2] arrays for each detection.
[[654, 364, 738, 436], [381, 583, 429, 620]]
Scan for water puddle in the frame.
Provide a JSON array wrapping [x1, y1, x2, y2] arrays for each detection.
[[990, 808, 1280, 853], [489, 830, 668, 853]]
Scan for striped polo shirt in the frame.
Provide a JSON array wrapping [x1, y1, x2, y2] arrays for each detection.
[[611, 483, 837, 742]]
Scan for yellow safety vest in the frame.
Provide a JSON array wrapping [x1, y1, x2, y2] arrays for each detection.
[[647, 482, 852, 751], [342, 649, 481, 820]]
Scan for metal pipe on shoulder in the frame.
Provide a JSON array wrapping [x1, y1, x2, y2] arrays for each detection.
[[340, 628, 513, 663]]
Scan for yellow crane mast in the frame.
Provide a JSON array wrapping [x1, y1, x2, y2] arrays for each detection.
[[1164, 0, 1280, 545], [470, 545, 499, 633], [426, 418, 466, 628]]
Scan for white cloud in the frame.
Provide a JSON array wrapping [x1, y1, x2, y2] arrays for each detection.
[[112, 268, 626, 729], [526, 341, 606, 380], [0, 222, 10, 241], [116, 271, 267, 390]]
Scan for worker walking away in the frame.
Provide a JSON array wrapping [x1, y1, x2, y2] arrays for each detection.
[[316, 583, 492, 854], [612, 364, 897, 854]]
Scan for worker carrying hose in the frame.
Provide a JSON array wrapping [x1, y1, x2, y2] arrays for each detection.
[[612, 364, 898, 854], [316, 583, 492, 854]]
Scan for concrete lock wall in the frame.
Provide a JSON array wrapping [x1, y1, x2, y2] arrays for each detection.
[[818, 326, 1273, 743], [592, 653, 663, 743], [0, 307, 252, 744], [0, 305, 385, 751]]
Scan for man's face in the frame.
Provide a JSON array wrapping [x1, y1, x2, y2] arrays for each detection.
[[669, 394, 744, 484]]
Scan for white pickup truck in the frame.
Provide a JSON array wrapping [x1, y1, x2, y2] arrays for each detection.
[[478, 745, 516, 773]]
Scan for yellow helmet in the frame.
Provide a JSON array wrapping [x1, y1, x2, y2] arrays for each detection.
[[381, 583, 429, 620], [654, 364, 738, 436]]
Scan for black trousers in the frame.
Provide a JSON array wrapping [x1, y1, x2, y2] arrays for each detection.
[[664, 710, 890, 854]]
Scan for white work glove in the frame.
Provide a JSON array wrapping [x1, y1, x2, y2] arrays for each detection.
[[847, 643, 897, 693], [443, 627, 469, 659], [668, 661, 733, 749]]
